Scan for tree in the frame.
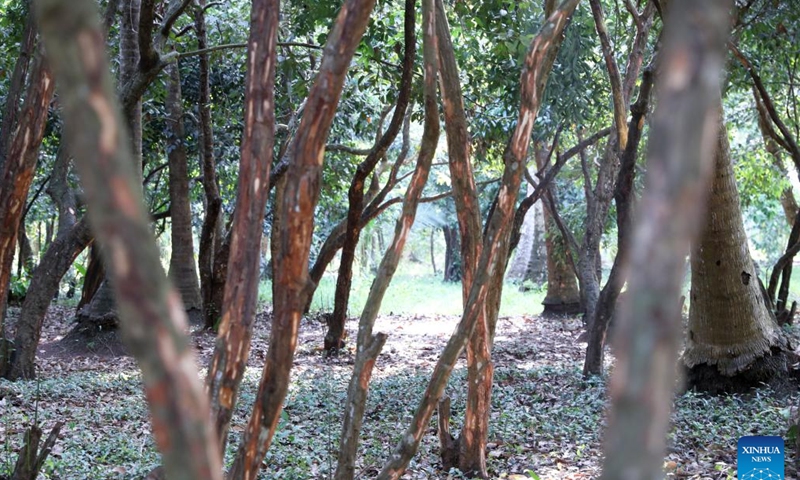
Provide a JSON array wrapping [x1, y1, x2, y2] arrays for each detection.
[[682, 118, 790, 392], [165, 58, 202, 323], [601, 0, 732, 476], [0, 49, 55, 376], [33, 0, 221, 478]]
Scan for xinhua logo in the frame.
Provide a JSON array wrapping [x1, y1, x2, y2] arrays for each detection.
[[738, 436, 784, 479]]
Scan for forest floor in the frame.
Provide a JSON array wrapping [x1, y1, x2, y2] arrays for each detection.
[[1, 298, 799, 480]]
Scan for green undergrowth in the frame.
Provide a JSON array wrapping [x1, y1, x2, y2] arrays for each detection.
[[258, 274, 547, 318], [2, 340, 796, 479]]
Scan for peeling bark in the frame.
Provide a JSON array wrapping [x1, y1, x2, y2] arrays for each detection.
[[227, 1, 377, 477], [33, 1, 221, 478], [378, 2, 579, 477], [206, 0, 278, 458]]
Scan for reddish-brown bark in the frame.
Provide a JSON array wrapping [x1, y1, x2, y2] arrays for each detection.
[[34, 1, 221, 479], [377, 2, 580, 477], [334, 0, 437, 476], [206, 0, 279, 458], [227, 1, 377, 477], [0, 53, 55, 371], [326, 0, 416, 353]]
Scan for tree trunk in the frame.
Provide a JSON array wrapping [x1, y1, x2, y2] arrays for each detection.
[[17, 220, 35, 277], [165, 59, 202, 323], [506, 181, 539, 283], [205, 0, 278, 459], [326, 0, 416, 353], [378, 2, 579, 477], [226, 1, 377, 477], [34, 1, 222, 478], [683, 117, 789, 392], [75, 0, 143, 329], [0, 5, 37, 171], [583, 65, 653, 376], [8, 220, 93, 380], [442, 225, 461, 282], [196, 0, 224, 331], [601, 1, 731, 476], [0, 52, 55, 374], [334, 3, 436, 473]]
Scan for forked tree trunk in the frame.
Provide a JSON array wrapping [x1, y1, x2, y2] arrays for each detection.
[[165, 59, 202, 323], [583, 65, 653, 376], [34, 1, 221, 478], [378, 2, 579, 477], [205, 0, 278, 458], [226, 1, 377, 477], [682, 117, 788, 392], [325, 0, 415, 353], [334, 3, 436, 473], [601, 1, 731, 476], [0, 52, 55, 375]]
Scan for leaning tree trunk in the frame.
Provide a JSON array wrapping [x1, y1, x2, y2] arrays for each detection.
[[378, 2, 580, 477], [335, 2, 437, 472], [75, 0, 143, 331], [682, 117, 789, 393], [325, 0, 415, 353], [166, 59, 203, 324], [226, 1, 377, 477], [0, 52, 55, 376], [34, 0, 221, 478]]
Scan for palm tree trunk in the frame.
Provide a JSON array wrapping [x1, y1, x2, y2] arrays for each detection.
[[683, 117, 788, 392]]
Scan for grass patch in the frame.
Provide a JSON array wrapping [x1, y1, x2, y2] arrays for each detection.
[[258, 273, 546, 318]]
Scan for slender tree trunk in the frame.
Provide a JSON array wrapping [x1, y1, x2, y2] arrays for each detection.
[[379, 2, 579, 477], [205, 0, 278, 458], [0, 52, 55, 375], [17, 220, 35, 277], [196, 0, 224, 330], [165, 59, 202, 323], [601, 1, 731, 476], [583, 65, 653, 376], [326, 0, 416, 353], [34, 1, 221, 478], [334, 3, 436, 473], [227, 1, 377, 477], [683, 117, 788, 392]]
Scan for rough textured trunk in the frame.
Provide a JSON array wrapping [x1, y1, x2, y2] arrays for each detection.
[[196, 0, 224, 330], [34, 1, 222, 478], [601, 1, 731, 476], [583, 65, 653, 376], [530, 143, 581, 315], [0, 53, 55, 375], [334, 3, 436, 473], [205, 0, 278, 459], [683, 119, 788, 392], [17, 220, 35, 277], [433, 0, 488, 475], [378, 2, 579, 477], [166, 59, 202, 323], [326, 0, 416, 353], [226, 1, 377, 477]]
